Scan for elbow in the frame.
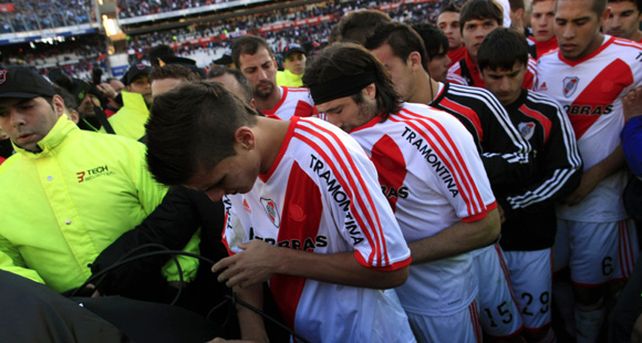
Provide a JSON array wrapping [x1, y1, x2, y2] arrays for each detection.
[[483, 208, 502, 244], [375, 266, 409, 289]]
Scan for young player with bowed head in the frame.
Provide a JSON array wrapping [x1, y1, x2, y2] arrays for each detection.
[[144, 80, 415, 343], [304, 42, 501, 343]]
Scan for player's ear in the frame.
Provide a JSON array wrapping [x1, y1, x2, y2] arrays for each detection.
[[234, 126, 256, 150], [363, 83, 377, 101]]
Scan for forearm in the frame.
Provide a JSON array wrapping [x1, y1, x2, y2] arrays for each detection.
[[408, 208, 500, 264], [273, 249, 408, 289], [235, 284, 268, 343], [589, 146, 625, 181]]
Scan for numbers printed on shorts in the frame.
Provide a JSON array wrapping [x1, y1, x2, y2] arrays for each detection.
[[520, 291, 550, 316], [483, 301, 514, 327], [602, 256, 614, 276]]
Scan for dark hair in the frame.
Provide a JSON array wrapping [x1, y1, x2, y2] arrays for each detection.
[[607, 0, 642, 12], [365, 22, 428, 71], [231, 35, 273, 69], [460, 0, 503, 31], [52, 84, 78, 110], [509, 0, 525, 10], [477, 28, 529, 71], [440, 1, 461, 14], [207, 65, 253, 103], [412, 23, 449, 62], [148, 45, 176, 67], [303, 43, 402, 117], [335, 9, 392, 45], [146, 81, 259, 186], [150, 64, 200, 82]]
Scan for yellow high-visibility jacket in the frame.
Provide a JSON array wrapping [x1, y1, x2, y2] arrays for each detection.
[[0, 115, 196, 292], [276, 69, 304, 88], [106, 91, 149, 141]]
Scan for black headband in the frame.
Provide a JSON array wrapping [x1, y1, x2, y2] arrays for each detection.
[[308, 73, 377, 104]]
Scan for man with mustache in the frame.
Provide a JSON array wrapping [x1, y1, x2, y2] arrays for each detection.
[[232, 35, 315, 120]]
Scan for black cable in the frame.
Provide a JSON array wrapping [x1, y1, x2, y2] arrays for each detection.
[[79, 247, 308, 341]]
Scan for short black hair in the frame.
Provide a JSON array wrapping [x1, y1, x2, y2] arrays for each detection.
[[607, 0, 642, 12], [477, 28, 529, 71], [150, 64, 200, 82], [303, 43, 402, 118], [231, 35, 273, 69], [335, 9, 392, 45], [148, 45, 176, 67], [509, 0, 525, 11], [460, 0, 503, 31], [207, 65, 253, 103], [365, 22, 428, 71], [412, 23, 449, 62], [52, 84, 77, 110], [146, 81, 259, 186]]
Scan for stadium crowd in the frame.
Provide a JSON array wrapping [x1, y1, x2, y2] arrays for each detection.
[[0, 0, 93, 33], [1, 0, 642, 342]]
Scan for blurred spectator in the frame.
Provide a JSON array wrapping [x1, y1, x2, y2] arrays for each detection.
[[1, 0, 93, 33], [276, 43, 306, 87]]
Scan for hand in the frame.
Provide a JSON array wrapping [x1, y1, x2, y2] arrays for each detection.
[[563, 168, 601, 206], [212, 240, 281, 288], [623, 86, 642, 121], [97, 83, 118, 99]]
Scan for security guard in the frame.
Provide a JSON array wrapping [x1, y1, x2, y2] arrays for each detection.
[[105, 63, 152, 141], [0, 65, 196, 293]]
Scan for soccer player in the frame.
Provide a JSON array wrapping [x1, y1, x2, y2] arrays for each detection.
[[447, 0, 538, 89], [412, 23, 452, 82], [145, 81, 414, 342], [536, 0, 642, 340], [437, 2, 466, 66], [478, 28, 583, 342], [528, 0, 559, 58], [304, 42, 500, 343], [231, 35, 315, 120], [604, 0, 642, 42], [364, 22, 527, 341]]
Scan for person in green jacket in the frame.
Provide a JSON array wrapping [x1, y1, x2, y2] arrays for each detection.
[[0, 65, 196, 294], [276, 44, 306, 88], [106, 63, 152, 141]]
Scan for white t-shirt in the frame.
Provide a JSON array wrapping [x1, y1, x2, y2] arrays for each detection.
[[223, 117, 413, 342], [536, 36, 642, 222], [350, 102, 497, 316]]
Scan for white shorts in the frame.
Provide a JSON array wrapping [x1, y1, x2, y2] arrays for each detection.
[[553, 219, 638, 286], [406, 300, 481, 343], [503, 249, 553, 332], [474, 245, 523, 337]]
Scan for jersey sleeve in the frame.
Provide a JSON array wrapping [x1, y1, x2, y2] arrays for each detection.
[[296, 120, 412, 270], [505, 96, 583, 211], [424, 114, 497, 222]]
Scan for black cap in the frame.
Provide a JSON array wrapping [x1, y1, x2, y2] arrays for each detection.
[[0, 65, 56, 99], [123, 63, 151, 85], [282, 44, 306, 59]]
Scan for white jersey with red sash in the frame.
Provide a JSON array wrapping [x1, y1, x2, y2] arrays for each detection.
[[536, 35, 642, 222], [222, 117, 413, 342]]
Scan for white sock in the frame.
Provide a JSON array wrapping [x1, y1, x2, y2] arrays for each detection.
[[574, 304, 605, 343]]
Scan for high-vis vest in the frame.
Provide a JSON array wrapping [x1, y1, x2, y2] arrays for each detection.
[[0, 116, 197, 292]]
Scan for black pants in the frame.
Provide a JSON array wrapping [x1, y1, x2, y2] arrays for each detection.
[[0, 271, 220, 342]]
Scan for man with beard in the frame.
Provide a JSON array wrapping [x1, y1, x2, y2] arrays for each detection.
[[232, 35, 315, 120]]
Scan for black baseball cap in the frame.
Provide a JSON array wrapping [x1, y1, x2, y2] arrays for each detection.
[[282, 44, 306, 59], [123, 63, 152, 85], [0, 65, 56, 99]]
